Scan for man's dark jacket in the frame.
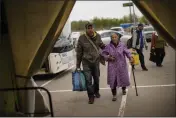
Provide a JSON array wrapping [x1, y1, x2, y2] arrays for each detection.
[[76, 33, 105, 67]]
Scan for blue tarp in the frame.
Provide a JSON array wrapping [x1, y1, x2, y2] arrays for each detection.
[[120, 23, 133, 29]]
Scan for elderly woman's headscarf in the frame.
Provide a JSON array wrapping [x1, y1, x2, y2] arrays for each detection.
[[110, 33, 119, 40]]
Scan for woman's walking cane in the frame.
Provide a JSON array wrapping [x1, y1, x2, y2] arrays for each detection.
[[131, 64, 138, 96]]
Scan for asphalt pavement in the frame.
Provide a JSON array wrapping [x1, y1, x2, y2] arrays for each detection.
[[35, 43, 176, 117]]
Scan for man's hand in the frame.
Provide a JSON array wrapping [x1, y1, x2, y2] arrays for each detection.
[[76, 67, 81, 71], [132, 48, 136, 51], [108, 55, 115, 62], [76, 64, 81, 70]]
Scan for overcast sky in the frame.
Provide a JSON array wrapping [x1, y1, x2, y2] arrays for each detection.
[[69, 1, 143, 21]]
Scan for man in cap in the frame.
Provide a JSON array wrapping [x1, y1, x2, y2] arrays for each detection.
[[132, 23, 148, 71], [76, 22, 105, 104]]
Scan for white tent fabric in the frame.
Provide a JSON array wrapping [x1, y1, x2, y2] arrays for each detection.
[[26, 78, 50, 117]]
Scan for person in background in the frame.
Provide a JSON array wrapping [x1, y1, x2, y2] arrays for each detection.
[[151, 31, 167, 67], [101, 33, 133, 101], [76, 22, 105, 104], [132, 23, 148, 71]]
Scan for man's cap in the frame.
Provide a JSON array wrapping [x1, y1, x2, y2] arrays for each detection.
[[138, 23, 143, 27], [85, 22, 93, 29]]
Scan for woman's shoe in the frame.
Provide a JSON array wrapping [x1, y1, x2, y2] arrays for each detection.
[[112, 96, 117, 101], [122, 89, 126, 95], [142, 67, 148, 71]]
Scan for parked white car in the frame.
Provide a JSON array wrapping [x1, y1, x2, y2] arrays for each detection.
[[143, 26, 155, 42], [97, 30, 132, 46], [74, 30, 131, 49], [110, 27, 125, 35]]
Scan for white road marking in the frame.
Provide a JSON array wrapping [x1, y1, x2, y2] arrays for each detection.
[[132, 84, 176, 88], [118, 64, 131, 117], [118, 89, 129, 117], [40, 66, 75, 87], [46, 84, 176, 93], [41, 79, 54, 87], [40, 60, 175, 116]]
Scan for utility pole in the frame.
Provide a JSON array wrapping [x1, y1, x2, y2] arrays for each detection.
[[123, 2, 133, 23], [129, 6, 132, 23], [132, 3, 136, 25]]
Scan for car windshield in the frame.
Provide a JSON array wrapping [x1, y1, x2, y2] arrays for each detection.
[[100, 32, 111, 38], [52, 34, 73, 53], [71, 32, 80, 38], [144, 27, 154, 32]]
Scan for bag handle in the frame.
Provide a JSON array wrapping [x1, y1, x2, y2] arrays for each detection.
[[75, 68, 81, 72], [84, 34, 100, 55]]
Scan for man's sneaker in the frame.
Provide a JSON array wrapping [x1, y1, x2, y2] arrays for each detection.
[[112, 96, 117, 101], [88, 97, 94, 104], [95, 93, 101, 98], [142, 67, 148, 71], [157, 64, 163, 67]]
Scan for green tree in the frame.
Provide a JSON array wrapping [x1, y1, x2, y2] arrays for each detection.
[[71, 15, 147, 32], [139, 16, 149, 24]]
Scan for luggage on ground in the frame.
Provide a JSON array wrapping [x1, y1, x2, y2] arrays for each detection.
[[149, 49, 156, 63], [72, 69, 87, 91]]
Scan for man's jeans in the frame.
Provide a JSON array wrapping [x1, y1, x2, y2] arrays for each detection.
[[82, 61, 100, 98]]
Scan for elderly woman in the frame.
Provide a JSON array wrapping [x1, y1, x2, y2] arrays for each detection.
[[101, 33, 133, 101]]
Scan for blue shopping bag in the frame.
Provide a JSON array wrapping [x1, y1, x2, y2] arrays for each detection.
[[72, 69, 87, 91]]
